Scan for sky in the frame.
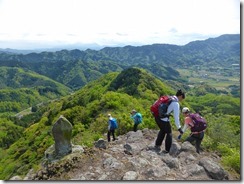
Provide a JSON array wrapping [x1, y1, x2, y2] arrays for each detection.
[[0, 0, 240, 50]]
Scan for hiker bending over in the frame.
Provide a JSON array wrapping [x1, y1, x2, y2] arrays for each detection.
[[130, 109, 143, 132], [107, 114, 118, 142], [152, 89, 185, 153], [180, 107, 206, 154]]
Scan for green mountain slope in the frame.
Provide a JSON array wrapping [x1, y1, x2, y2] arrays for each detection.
[[0, 67, 72, 116], [99, 34, 240, 67], [178, 34, 240, 66], [0, 67, 177, 179], [0, 67, 240, 180]]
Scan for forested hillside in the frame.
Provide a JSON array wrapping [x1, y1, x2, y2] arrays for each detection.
[[0, 68, 240, 180], [0, 67, 71, 117], [0, 34, 240, 180], [0, 34, 239, 90]]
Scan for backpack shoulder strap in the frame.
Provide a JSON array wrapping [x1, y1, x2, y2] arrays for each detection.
[[170, 95, 178, 102]]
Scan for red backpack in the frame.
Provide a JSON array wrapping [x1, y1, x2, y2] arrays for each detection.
[[150, 96, 173, 118], [189, 113, 207, 132]]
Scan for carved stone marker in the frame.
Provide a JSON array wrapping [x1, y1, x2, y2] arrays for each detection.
[[52, 115, 73, 157]]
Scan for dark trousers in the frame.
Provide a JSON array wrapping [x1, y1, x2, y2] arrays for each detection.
[[107, 129, 116, 142], [133, 123, 139, 132], [155, 117, 172, 152], [185, 132, 204, 153]]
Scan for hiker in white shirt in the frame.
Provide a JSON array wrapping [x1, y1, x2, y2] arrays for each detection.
[[153, 89, 185, 153]]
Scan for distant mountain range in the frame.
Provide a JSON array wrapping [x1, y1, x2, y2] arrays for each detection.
[[0, 34, 240, 91], [0, 43, 106, 54]]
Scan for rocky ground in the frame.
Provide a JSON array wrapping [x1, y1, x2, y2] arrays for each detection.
[[11, 128, 239, 181]]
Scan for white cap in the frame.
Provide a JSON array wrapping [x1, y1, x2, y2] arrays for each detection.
[[108, 114, 111, 117], [182, 107, 190, 113], [131, 109, 137, 113]]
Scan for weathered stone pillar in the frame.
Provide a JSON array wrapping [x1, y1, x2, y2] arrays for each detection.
[[52, 115, 73, 157]]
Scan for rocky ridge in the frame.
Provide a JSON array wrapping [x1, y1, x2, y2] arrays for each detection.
[[12, 128, 234, 181]]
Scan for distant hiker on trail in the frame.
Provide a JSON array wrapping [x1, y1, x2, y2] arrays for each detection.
[[107, 114, 118, 142], [179, 107, 207, 154], [130, 109, 143, 132], [149, 89, 185, 153]]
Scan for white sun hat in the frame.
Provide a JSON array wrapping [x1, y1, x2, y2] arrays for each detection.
[[182, 107, 190, 113]]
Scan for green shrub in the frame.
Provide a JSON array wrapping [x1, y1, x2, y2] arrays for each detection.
[[221, 149, 240, 174]]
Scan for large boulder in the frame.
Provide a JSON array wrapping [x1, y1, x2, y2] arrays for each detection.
[[199, 157, 229, 180]]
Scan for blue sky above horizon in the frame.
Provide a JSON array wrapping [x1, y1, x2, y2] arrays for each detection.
[[0, 0, 240, 50]]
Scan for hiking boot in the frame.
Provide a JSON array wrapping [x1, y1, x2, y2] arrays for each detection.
[[147, 145, 161, 152], [162, 150, 169, 154], [153, 146, 161, 152]]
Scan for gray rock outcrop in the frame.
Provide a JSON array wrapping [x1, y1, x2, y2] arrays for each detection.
[[22, 128, 235, 181]]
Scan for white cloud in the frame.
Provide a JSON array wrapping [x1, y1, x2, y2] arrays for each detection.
[[0, 0, 240, 49]]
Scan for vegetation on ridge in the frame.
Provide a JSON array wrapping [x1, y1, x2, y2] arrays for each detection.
[[0, 67, 240, 180], [0, 31, 240, 181], [0, 66, 71, 117]]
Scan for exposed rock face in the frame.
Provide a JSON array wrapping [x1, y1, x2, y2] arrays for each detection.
[[51, 115, 73, 157], [199, 157, 229, 180], [9, 176, 22, 180], [21, 128, 236, 181]]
